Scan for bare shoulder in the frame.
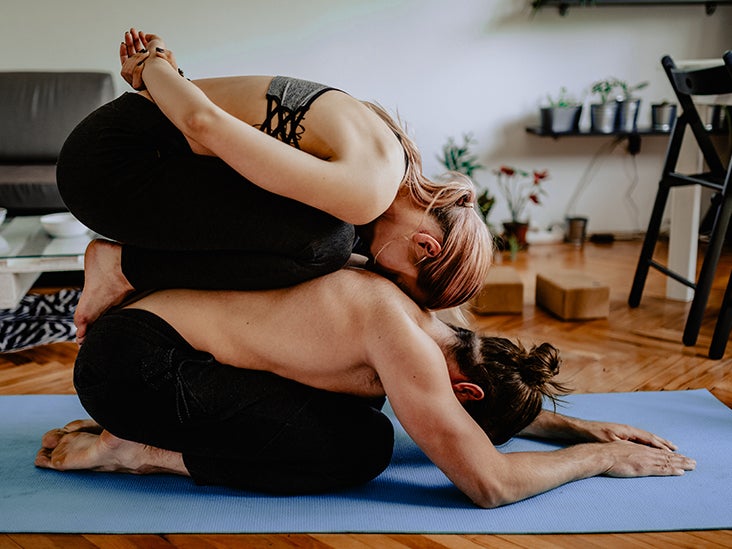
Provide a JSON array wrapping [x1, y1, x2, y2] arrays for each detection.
[[328, 269, 434, 356], [329, 268, 417, 309]]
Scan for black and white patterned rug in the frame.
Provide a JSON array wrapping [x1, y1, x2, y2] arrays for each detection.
[[0, 289, 79, 352]]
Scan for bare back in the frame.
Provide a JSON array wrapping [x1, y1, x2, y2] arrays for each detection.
[[193, 76, 357, 160], [125, 268, 443, 397]]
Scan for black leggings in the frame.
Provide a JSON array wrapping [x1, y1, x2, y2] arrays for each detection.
[[56, 93, 354, 291], [74, 308, 394, 494]]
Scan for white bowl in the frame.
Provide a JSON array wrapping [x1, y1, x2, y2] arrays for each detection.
[[40, 213, 89, 238]]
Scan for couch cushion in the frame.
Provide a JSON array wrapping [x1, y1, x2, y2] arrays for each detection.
[[0, 72, 115, 162], [0, 164, 65, 214]]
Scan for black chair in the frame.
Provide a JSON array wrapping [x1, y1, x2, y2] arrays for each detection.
[[707, 51, 732, 359], [629, 52, 732, 357]]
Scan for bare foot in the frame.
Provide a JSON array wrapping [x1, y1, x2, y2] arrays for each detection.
[[35, 419, 188, 476], [39, 418, 103, 451], [75, 239, 135, 345]]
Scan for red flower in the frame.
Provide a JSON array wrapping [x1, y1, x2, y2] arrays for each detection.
[[500, 166, 515, 176], [529, 194, 540, 204], [533, 170, 548, 184]]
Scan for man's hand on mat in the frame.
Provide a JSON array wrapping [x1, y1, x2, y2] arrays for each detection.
[[602, 440, 696, 478], [569, 418, 678, 451], [521, 412, 677, 451]]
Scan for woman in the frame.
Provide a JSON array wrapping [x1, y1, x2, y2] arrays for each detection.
[[58, 29, 493, 342]]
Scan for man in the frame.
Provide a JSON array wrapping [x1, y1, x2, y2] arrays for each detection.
[[36, 267, 695, 508]]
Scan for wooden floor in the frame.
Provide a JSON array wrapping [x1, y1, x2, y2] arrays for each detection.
[[2, 238, 732, 548]]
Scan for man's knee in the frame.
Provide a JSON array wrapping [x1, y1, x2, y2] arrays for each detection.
[[334, 408, 395, 486]]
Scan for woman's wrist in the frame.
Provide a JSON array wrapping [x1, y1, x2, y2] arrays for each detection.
[[143, 34, 166, 52], [152, 47, 187, 80]]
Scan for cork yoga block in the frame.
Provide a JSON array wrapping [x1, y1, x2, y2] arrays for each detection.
[[471, 266, 524, 314], [535, 270, 610, 320]]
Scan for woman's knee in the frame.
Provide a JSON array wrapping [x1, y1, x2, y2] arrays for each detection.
[[303, 221, 355, 274]]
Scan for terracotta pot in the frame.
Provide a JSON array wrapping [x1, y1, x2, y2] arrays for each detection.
[[502, 221, 529, 248]]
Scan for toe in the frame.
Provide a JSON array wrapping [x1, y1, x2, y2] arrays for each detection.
[[34, 447, 53, 468], [40, 428, 67, 450]]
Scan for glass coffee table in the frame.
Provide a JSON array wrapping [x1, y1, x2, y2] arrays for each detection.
[[0, 216, 93, 309]]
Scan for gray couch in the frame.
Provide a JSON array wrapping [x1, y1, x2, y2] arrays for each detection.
[[0, 71, 115, 215]]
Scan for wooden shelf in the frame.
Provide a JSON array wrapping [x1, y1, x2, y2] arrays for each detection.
[[531, 1, 732, 16], [525, 126, 671, 138], [525, 125, 727, 155]]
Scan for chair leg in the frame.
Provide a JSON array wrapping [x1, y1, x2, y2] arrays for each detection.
[[709, 273, 732, 359], [629, 183, 670, 307], [683, 195, 732, 346]]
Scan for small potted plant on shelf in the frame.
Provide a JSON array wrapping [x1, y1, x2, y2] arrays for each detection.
[[590, 78, 620, 133], [540, 86, 583, 134], [493, 165, 549, 248], [650, 100, 677, 132], [614, 79, 648, 132]]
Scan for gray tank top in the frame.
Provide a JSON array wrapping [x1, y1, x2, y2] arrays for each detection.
[[259, 76, 341, 148]]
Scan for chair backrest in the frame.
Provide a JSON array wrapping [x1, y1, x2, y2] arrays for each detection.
[[664, 57, 732, 97], [662, 54, 732, 177]]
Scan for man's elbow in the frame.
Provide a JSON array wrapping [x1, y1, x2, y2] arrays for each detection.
[[470, 482, 515, 509], [472, 494, 506, 509]]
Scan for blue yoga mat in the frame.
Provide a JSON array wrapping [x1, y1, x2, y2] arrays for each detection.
[[1, 390, 731, 534]]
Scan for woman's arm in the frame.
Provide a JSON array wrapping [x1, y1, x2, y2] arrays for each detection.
[[120, 30, 402, 225], [519, 409, 678, 451], [120, 30, 180, 85]]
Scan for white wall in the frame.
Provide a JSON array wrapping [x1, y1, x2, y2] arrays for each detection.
[[2, 0, 730, 233]]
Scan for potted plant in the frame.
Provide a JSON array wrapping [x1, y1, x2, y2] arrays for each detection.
[[540, 86, 583, 134], [439, 133, 484, 178], [476, 189, 496, 225], [614, 79, 648, 132], [493, 165, 549, 247], [439, 134, 497, 230], [651, 100, 677, 132], [590, 78, 619, 133]]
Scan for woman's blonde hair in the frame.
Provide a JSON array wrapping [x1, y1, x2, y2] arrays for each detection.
[[363, 102, 493, 310]]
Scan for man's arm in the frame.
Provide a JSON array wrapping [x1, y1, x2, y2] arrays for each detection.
[[519, 410, 678, 451], [368, 315, 695, 508]]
